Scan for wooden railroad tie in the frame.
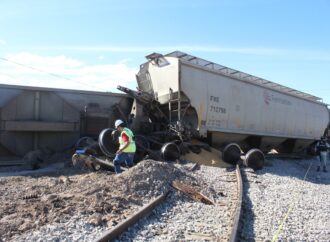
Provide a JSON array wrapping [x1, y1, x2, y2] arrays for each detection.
[[171, 180, 215, 205]]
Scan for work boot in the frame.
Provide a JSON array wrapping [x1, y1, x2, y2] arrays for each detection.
[[323, 166, 327, 173], [317, 166, 321, 172]]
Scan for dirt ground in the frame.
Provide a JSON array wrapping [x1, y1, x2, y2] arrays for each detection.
[[0, 158, 198, 241]]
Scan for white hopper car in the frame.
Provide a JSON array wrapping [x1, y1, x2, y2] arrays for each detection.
[[136, 51, 329, 155]]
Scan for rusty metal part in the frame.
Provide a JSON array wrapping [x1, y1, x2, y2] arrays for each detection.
[[229, 164, 243, 242], [94, 191, 169, 242], [171, 180, 214, 205]]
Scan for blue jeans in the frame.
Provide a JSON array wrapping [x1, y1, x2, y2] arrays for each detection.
[[319, 151, 328, 167], [113, 153, 134, 174]]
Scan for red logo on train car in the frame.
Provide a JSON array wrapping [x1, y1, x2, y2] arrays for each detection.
[[263, 91, 271, 105]]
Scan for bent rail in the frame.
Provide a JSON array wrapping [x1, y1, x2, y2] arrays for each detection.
[[94, 191, 169, 242], [229, 164, 243, 242]]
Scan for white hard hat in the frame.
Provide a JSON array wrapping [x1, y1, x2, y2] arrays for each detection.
[[115, 119, 124, 128]]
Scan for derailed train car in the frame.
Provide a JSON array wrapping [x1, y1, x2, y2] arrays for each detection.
[[122, 51, 329, 167]]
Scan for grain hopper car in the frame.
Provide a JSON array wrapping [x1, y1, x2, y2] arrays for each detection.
[[126, 51, 329, 168]]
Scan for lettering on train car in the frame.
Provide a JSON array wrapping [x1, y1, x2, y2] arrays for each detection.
[[210, 95, 220, 103], [207, 119, 224, 127], [210, 105, 226, 114], [209, 95, 226, 114], [263, 90, 292, 106]]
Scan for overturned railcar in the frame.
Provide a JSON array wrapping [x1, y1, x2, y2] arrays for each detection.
[[136, 51, 330, 154], [0, 84, 130, 158]]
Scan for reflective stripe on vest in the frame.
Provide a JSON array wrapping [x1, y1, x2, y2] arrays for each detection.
[[119, 127, 136, 153]]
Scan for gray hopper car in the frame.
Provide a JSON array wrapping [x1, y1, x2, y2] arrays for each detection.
[[135, 51, 330, 154]]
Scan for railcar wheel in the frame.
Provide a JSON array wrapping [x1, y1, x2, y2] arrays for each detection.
[[222, 143, 242, 164], [244, 148, 264, 170], [98, 128, 119, 158], [161, 142, 180, 162]]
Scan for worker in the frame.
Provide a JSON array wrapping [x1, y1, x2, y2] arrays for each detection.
[[315, 136, 329, 172], [113, 119, 136, 174]]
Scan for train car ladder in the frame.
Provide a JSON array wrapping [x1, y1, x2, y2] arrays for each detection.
[[168, 88, 182, 124]]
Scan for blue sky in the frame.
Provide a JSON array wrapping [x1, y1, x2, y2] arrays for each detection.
[[0, 0, 329, 104]]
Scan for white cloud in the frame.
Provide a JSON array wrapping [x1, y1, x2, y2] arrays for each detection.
[[0, 39, 6, 45], [0, 52, 138, 92], [118, 58, 132, 64]]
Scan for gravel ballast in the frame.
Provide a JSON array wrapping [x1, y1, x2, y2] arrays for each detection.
[[1, 160, 238, 241], [239, 158, 330, 241], [2, 157, 330, 241], [118, 164, 238, 242]]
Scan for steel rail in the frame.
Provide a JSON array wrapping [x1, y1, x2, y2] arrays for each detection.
[[94, 191, 169, 242], [229, 164, 243, 242]]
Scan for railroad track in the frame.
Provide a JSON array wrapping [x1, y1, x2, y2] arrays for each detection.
[[7, 158, 330, 241], [236, 166, 259, 241], [229, 164, 243, 242], [94, 164, 244, 242]]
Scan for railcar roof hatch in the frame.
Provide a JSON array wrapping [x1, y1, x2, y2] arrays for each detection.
[[166, 51, 322, 103], [146, 52, 169, 67]]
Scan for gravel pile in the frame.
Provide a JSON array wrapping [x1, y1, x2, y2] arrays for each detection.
[[118, 164, 238, 242], [239, 158, 330, 241], [1, 160, 205, 241]]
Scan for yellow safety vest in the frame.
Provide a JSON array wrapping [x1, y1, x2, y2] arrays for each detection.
[[119, 127, 136, 153]]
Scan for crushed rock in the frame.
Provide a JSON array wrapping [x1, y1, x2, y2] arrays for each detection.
[[0, 159, 195, 241]]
